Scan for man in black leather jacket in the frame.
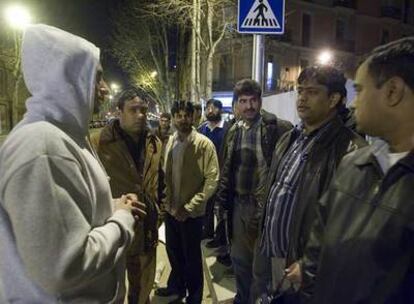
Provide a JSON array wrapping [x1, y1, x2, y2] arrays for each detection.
[[295, 37, 414, 304], [257, 66, 365, 300]]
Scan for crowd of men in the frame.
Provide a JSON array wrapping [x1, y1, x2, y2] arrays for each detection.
[[0, 24, 413, 304]]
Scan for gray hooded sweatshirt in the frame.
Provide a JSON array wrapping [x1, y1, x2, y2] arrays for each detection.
[[0, 25, 135, 303]]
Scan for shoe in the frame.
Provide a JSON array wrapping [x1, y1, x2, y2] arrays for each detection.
[[168, 298, 185, 304], [155, 287, 185, 297], [205, 239, 221, 248], [217, 254, 232, 267]]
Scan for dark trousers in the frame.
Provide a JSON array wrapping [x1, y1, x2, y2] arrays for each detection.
[[203, 197, 215, 238], [204, 198, 229, 248], [165, 214, 204, 304]]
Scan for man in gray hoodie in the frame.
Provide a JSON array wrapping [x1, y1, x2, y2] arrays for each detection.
[[0, 24, 145, 303]]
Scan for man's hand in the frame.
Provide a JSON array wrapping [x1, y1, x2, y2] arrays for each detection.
[[174, 206, 190, 222], [285, 261, 302, 285], [115, 194, 147, 221]]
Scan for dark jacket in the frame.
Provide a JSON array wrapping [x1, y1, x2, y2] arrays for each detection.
[[91, 120, 164, 254], [302, 147, 414, 304], [215, 110, 293, 237], [261, 116, 366, 264]]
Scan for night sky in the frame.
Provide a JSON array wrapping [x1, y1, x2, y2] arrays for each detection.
[[22, 0, 129, 85]]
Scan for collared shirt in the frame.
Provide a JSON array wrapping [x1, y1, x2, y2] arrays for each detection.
[[260, 121, 333, 258], [233, 117, 267, 199], [370, 138, 409, 174], [171, 131, 191, 212], [206, 119, 225, 131]]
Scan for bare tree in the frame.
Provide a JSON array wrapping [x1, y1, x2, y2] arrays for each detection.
[[0, 29, 26, 127], [147, 0, 236, 101], [110, 0, 178, 112]]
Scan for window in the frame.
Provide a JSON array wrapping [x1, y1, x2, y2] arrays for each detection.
[[381, 29, 390, 44], [300, 59, 309, 70], [302, 13, 311, 47], [403, 0, 411, 23], [336, 19, 346, 40], [265, 55, 279, 92], [218, 54, 233, 90]]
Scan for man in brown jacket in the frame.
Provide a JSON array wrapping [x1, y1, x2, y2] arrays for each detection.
[[91, 87, 163, 304]]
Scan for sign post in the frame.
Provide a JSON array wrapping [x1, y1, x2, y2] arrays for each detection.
[[252, 35, 264, 83], [238, 0, 285, 83]]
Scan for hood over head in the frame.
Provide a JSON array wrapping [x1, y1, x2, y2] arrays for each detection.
[[20, 24, 100, 143]]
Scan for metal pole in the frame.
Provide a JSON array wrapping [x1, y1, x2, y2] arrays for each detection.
[[251, 34, 264, 85]]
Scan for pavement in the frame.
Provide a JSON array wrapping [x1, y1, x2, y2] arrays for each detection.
[[148, 242, 214, 304], [146, 231, 236, 304]]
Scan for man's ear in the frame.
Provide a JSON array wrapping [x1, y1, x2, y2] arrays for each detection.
[[385, 76, 405, 107], [329, 93, 342, 110]]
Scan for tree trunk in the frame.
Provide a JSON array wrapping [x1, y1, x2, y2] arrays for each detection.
[[205, 50, 214, 99], [191, 0, 197, 102], [12, 72, 22, 127], [12, 34, 22, 127], [191, 0, 202, 103]]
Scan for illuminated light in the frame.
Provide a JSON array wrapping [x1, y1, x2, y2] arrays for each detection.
[[266, 62, 273, 90], [317, 50, 333, 65], [5, 5, 32, 29], [110, 83, 120, 92]]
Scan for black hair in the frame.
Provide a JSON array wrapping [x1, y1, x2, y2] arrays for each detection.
[[233, 79, 262, 103], [160, 112, 171, 120], [366, 36, 414, 91], [206, 98, 223, 110], [117, 87, 149, 111], [298, 65, 347, 100], [171, 101, 194, 116]]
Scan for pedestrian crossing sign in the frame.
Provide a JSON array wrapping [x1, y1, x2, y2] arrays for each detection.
[[238, 0, 285, 35]]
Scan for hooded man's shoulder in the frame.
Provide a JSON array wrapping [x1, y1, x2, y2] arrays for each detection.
[[5, 122, 82, 159], [0, 122, 84, 177]]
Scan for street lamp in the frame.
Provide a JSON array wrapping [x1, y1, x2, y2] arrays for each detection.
[[4, 5, 32, 30], [317, 50, 333, 65], [150, 71, 157, 78], [110, 83, 119, 92]]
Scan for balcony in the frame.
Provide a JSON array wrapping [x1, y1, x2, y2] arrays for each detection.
[[381, 6, 402, 20], [335, 38, 355, 53], [333, 0, 356, 9]]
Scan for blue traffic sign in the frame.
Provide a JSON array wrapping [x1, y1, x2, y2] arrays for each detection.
[[238, 0, 285, 35]]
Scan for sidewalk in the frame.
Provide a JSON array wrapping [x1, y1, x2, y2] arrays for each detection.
[[149, 242, 213, 304]]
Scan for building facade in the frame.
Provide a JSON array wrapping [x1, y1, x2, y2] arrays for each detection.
[[213, 0, 414, 93]]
